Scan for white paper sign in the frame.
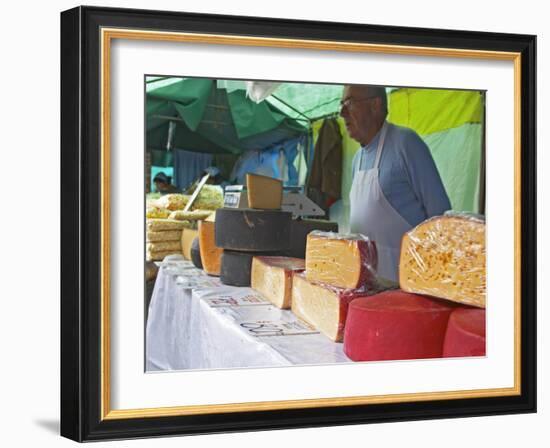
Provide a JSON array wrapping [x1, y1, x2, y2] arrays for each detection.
[[203, 292, 270, 307], [175, 275, 222, 289], [237, 320, 319, 337]]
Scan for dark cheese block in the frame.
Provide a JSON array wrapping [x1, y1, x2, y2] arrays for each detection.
[[190, 237, 203, 269], [220, 250, 281, 286], [220, 251, 254, 286], [283, 218, 338, 259], [215, 208, 292, 252]]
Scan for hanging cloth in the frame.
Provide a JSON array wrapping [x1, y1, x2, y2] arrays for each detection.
[[307, 118, 343, 209]]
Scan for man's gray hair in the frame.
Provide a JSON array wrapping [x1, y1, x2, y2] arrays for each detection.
[[350, 84, 388, 117]]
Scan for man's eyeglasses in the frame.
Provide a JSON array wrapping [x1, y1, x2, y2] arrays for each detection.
[[339, 96, 379, 110]]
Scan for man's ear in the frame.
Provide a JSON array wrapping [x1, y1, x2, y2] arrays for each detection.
[[372, 97, 383, 113]]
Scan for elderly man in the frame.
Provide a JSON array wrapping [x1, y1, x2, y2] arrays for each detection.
[[340, 84, 451, 282]]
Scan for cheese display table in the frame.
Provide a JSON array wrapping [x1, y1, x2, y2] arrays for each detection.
[[146, 259, 351, 371]]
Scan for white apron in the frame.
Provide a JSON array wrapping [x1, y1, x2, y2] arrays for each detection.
[[349, 123, 412, 282]]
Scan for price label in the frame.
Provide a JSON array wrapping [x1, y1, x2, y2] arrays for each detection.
[[176, 276, 221, 289], [203, 293, 269, 308], [223, 192, 241, 208], [238, 320, 319, 337]]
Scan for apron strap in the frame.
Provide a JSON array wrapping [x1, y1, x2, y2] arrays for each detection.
[[374, 121, 389, 169]]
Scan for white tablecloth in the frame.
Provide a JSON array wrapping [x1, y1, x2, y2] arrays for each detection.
[[146, 259, 351, 371]]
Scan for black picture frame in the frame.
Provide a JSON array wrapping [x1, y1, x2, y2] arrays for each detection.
[[61, 5, 536, 442]]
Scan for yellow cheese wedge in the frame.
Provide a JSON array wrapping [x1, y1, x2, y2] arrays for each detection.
[[181, 228, 199, 260], [399, 215, 486, 308], [291, 273, 368, 342], [198, 220, 223, 276], [305, 232, 377, 289], [246, 173, 283, 209], [251, 256, 305, 309]]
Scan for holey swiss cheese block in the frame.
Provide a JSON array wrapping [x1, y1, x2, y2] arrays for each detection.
[[305, 231, 377, 289], [399, 214, 486, 308], [214, 208, 291, 252]]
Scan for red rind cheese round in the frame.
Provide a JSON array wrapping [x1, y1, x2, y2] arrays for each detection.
[[443, 308, 486, 357], [343, 290, 454, 362]]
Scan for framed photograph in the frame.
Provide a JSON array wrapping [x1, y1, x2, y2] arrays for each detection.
[[60, 5, 536, 442]]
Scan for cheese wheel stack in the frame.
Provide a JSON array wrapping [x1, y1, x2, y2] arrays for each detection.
[[214, 176, 292, 286]]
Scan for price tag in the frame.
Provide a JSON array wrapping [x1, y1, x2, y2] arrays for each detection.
[[238, 319, 319, 337], [223, 185, 248, 208], [223, 192, 241, 208], [203, 292, 269, 308], [176, 276, 221, 289]]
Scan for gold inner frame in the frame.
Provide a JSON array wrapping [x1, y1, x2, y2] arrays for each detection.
[[100, 27, 522, 420]]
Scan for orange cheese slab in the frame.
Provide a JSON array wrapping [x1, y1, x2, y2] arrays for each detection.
[[198, 220, 223, 276]]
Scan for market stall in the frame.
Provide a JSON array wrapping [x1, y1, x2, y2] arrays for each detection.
[[144, 78, 487, 372]]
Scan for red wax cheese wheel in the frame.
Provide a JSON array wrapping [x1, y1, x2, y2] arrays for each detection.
[[343, 290, 454, 362], [443, 308, 486, 357]]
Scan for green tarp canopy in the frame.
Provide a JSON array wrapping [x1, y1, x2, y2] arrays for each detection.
[[146, 78, 308, 157], [147, 77, 484, 219]]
